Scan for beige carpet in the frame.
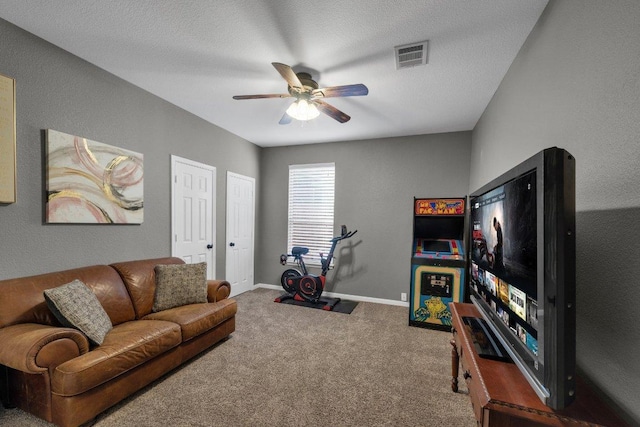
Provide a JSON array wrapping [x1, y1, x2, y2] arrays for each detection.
[[0, 288, 475, 426]]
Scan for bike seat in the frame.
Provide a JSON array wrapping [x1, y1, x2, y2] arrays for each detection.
[[291, 246, 309, 256]]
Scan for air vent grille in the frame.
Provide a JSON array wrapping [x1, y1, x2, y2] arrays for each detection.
[[395, 41, 429, 70]]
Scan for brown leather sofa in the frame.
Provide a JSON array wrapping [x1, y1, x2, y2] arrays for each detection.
[[0, 257, 236, 427]]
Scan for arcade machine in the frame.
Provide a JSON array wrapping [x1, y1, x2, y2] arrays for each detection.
[[409, 198, 466, 331]]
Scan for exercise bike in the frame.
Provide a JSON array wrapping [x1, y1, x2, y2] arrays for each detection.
[[275, 225, 357, 310]]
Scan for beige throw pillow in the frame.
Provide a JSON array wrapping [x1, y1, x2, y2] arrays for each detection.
[[153, 262, 208, 312], [44, 279, 113, 345]]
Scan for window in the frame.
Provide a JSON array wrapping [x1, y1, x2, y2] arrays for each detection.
[[287, 163, 335, 265]]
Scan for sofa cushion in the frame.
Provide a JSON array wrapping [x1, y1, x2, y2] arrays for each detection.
[[111, 257, 184, 318], [44, 280, 113, 345], [0, 265, 135, 329], [51, 319, 181, 396], [152, 262, 208, 312], [144, 298, 237, 342]]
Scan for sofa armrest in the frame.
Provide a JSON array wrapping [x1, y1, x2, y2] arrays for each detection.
[[207, 280, 232, 302], [0, 323, 89, 373]]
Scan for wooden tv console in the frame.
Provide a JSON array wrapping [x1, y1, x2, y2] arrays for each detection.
[[450, 303, 627, 427]]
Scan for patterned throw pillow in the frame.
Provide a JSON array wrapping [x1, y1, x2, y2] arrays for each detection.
[[44, 279, 113, 345], [152, 262, 208, 312]]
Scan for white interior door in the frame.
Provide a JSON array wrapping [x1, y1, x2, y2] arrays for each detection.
[[171, 155, 216, 279], [226, 171, 255, 296]]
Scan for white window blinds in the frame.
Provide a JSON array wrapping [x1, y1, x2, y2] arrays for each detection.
[[287, 163, 335, 265]]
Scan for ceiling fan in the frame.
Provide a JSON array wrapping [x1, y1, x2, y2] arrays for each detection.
[[233, 62, 368, 124]]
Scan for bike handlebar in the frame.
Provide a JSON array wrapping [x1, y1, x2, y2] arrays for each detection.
[[331, 229, 357, 242]]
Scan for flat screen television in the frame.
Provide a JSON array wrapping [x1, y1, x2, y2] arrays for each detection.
[[468, 147, 576, 409]]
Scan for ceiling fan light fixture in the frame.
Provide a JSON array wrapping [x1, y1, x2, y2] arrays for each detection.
[[234, 62, 367, 124], [286, 99, 320, 121]]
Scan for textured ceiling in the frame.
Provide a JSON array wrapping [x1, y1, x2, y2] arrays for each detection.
[[0, 0, 548, 147]]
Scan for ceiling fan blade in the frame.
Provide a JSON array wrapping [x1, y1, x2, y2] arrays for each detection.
[[312, 84, 368, 99], [314, 100, 351, 123], [279, 112, 293, 125], [272, 62, 303, 90], [233, 93, 291, 100]]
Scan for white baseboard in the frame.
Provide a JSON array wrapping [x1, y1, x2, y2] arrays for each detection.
[[254, 283, 410, 307]]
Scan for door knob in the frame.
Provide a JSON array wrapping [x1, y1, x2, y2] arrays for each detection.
[[229, 242, 235, 247], [206, 244, 213, 249]]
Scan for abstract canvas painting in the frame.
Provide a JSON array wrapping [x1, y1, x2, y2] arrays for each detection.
[[46, 129, 143, 224]]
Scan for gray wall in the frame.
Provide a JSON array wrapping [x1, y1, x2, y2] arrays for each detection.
[[258, 132, 471, 301], [471, 0, 640, 423], [0, 19, 261, 280]]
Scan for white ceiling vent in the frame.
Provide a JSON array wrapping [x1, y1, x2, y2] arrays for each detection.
[[395, 41, 429, 70]]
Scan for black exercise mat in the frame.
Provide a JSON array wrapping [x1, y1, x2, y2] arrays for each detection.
[[276, 296, 359, 314]]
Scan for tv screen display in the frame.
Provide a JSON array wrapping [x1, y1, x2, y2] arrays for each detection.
[[468, 147, 576, 410], [470, 169, 539, 356]]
